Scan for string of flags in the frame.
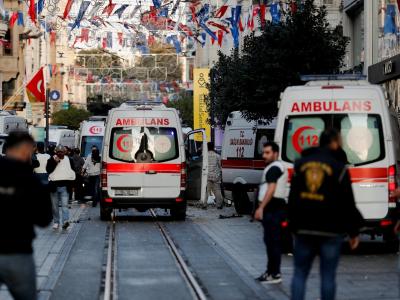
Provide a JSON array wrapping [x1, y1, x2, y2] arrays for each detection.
[[1, 0, 304, 53]]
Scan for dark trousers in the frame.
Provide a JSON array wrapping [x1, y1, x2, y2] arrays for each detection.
[[88, 175, 100, 205], [74, 174, 84, 202], [262, 209, 284, 276], [0, 254, 36, 300], [291, 234, 343, 300]]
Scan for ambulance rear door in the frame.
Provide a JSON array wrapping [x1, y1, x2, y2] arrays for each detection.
[[141, 110, 182, 199]]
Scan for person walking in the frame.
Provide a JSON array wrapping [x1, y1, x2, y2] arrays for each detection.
[[71, 148, 85, 203], [254, 142, 288, 283], [204, 142, 224, 209], [0, 132, 52, 300], [288, 129, 364, 300], [46, 145, 76, 230], [34, 142, 50, 186], [82, 146, 101, 207]]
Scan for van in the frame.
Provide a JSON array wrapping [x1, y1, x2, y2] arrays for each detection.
[[78, 119, 106, 157], [0, 111, 28, 134], [275, 77, 400, 245], [48, 127, 76, 149], [221, 111, 277, 214], [101, 100, 208, 221]]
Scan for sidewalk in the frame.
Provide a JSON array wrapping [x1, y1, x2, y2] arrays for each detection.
[[0, 205, 88, 300], [189, 206, 399, 300]]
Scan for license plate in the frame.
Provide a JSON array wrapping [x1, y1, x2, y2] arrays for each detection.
[[113, 189, 139, 196]]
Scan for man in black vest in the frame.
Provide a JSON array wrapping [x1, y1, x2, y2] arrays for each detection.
[[288, 129, 363, 300]]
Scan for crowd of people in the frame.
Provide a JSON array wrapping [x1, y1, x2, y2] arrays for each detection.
[[32, 142, 102, 230]]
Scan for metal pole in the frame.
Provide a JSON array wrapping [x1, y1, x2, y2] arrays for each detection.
[[45, 88, 50, 149]]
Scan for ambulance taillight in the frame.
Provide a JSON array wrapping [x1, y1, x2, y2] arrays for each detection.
[[101, 162, 108, 188], [388, 165, 397, 207], [180, 162, 186, 190]]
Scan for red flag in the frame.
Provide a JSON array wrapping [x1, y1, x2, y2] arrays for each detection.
[[26, 67, 45, 102], [103, 3, 116, 16], [50, 31, 56, 45], [117, 32, 123, 45], [63, 0, 74, 19], [102, 37, 107, 48], [28, 0, 36, 24], [9, 12, 18, 28], [81, 28, 89, 42], [214, 5, 228, 18], [217, 30, 224, 47], [260, 4, 266, 27]]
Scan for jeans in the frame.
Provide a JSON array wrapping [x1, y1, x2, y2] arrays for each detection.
[[206, 180, 224, 207], [291, 234, 343, 300], [51, 186, 69, 225], [88, 175, 100, 205], [262, 209, 284, 276], [0, 254, 36, 300]]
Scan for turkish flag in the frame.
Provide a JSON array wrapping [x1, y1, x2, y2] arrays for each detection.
[[26, 67, 45, 102]]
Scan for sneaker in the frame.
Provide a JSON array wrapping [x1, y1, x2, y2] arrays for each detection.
[[256, 272, 282, 284], [62, 222, 70, 230], [52, 223, 59, 230]]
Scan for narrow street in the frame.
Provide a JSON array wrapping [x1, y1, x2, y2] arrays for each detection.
[[1, 204, 398, 300]]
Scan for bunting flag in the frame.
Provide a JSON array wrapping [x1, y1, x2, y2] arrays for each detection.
[[35, 0, 45, 15], [114, 4, 129, 18], [270, 1, 281, 24], [17, 11, 24, 26], [71, 1, 90, 30], [260, 4, 266, 27], [50, 31, 56, 45], [227, 6, 241, 48], [63, 0, 74, 20], [87, 2, 102, 18], [106, 31, 112, 48], [208, 21, 229, 33], [9, 11, 18, 28], [117, 32, 123, 45], [81, 28, 89, 42], [102, 37, 106, 48], [214, 5, 228, 18], [28, 0, 36, 24], [152, 0, 161, 9], [102, 3, 116, 16], [290, 0, 297, 14], [217, 30, 223, 47], [48, 64, 53, 77], [130, 5, 141, 18], [166, 35, 181, 53], [26, 67, 45, 103]]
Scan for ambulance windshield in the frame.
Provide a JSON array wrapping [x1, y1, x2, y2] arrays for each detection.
[[282, 114, 384, 166], [110, 127, 179, 163]]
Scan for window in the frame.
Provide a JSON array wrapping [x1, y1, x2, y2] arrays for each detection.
[[254, 129, 275, 159], [110, 127, 179, 163], [282, 114, 385, 166], [81, 136, 103, 157]]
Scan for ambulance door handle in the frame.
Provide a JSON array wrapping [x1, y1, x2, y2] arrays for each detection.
[[146, 170, 157, 175]]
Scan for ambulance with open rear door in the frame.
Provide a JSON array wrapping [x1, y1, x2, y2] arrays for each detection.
[[275, 75, 400, 247]]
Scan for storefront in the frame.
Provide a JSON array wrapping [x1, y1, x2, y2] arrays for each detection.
[[368, 0, 400, 111]]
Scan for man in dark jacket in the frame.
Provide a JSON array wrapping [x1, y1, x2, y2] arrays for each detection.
[[0, 132, 52, 300], [288, 129, 363, 300]]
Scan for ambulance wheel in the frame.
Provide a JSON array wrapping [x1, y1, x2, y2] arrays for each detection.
[[232, 186, 252, 215], [100, 205, 112, 221], [171, 203, 187, 221]]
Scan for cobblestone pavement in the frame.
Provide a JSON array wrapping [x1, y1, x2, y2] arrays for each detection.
[[0, 204, 88, 300], [189, 205, 400, 300]]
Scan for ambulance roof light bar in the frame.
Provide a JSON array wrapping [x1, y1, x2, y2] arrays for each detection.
[[122, 99, 165, 107], [300, 74, 367, 82]]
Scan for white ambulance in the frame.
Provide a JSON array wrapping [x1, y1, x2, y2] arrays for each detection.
[[78, 118, 106, 157], [221, 111, 277, 214], [275, 76, 400, 245], [100, 100, 208, 221]]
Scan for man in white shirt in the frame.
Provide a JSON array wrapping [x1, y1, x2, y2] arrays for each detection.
[[254, 142, 288, 284], [34, 142, 50, 185], [46, 145, 76, 230]]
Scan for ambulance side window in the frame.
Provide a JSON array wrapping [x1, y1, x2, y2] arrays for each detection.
[[254, 129, 275, 159]]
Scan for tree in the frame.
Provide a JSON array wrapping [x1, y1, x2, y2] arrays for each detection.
[[207, 0, 349, 125], [52, 106, 91, 130], [166, 91, 193, 126], [87, 99, 120, 116]]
